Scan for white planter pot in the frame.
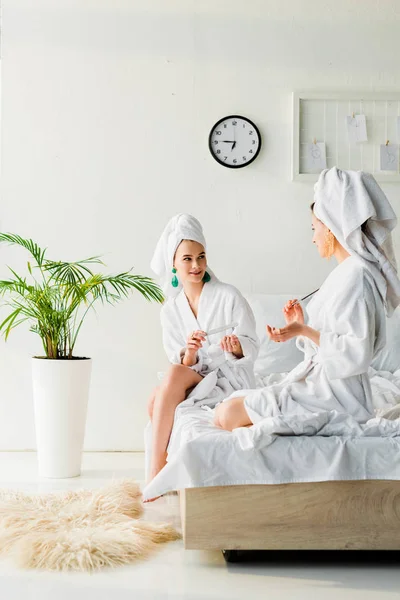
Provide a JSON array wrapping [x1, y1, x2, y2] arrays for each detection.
[[32, 357, 92, 478]]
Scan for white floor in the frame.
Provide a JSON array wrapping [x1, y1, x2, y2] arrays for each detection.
[[1, 453, 400, 600]]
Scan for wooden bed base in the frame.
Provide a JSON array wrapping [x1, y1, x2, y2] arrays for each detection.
[[180, 481, 400, 550]]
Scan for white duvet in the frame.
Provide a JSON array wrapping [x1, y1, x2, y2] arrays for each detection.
[[142, 366, 400, 500]]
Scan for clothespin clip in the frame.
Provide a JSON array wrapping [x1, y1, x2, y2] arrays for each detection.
[[313, 137, 317, 145], [386, 140, 390, 146], [352, 112, 355, 119]]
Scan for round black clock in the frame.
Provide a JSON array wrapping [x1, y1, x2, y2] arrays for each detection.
[[208, 115, 262, 168]]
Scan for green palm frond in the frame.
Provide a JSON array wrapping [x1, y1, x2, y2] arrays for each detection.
[[0, 233, 47, 267], [0, 278, 32, 297], [43, 257, 104, 284], [0, 308, 24, 340], [0, 232, 164, 358], [8, 297, 43, 321], [93, 272, 165, 303]]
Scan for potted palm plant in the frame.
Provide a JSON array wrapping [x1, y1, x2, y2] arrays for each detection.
[[0, 234, 163, 478]]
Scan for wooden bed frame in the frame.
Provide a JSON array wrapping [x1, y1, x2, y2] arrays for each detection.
[[179, 480, 400, 554]]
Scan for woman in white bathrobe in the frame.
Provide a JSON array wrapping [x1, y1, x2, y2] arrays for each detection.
[[215, 167, 400, 431], [147, 214, 258, 484]]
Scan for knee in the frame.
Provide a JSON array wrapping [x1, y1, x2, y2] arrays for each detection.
[[214, 402, 235, 431], [214, 397, 249, 431], [162, 364, 193, 392], [163, 364, 187, 387]]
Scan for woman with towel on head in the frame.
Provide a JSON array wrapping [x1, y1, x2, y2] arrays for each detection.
[[147, 214, 259, 486], [215, 167, 400, 431]]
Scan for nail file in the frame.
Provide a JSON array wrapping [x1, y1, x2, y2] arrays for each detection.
[[290, 288, 319, 307], [206, 322, 238, 337]]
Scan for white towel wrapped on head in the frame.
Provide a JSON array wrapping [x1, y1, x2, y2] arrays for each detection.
[[151, 214, 216, 297], [314, 167, 400, 316]]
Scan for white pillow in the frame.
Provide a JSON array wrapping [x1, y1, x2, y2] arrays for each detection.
[[245, 294, 304, 376], [371, 308, 400, 374]]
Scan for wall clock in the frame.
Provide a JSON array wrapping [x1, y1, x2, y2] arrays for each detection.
[[208, 115, 262, 168]]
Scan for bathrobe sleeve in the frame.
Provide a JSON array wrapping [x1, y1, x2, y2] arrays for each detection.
[[160, 303, 187, 366], [160, 302, 205, 373], [318, 277, 378, 380], [227, 290, 259, 366]]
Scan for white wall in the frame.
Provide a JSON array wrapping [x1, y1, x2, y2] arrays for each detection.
[[1, 0, 400, 450]]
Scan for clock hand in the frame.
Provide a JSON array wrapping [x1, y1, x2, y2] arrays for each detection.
[[231, 123, 236, 151], [221, 140, 235, 143]]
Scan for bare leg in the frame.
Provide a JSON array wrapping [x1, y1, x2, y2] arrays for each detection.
[[147, 386, 159, 420], [214, 397, 252, 431], [149, 364, 202, 483]]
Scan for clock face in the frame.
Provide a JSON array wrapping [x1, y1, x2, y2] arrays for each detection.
[[208, 115, 262, 168]]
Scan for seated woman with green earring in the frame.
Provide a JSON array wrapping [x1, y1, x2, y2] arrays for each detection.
[[145, 214, 259, 495]]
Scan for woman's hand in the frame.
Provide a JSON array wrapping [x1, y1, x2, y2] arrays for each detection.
[[184, 330, 206, 358], [220, 335, 243, 358], [266, 322, 304, 343], [283, 299, 304, 325]]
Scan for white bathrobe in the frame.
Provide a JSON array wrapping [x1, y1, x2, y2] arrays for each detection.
[[144, 278, 258, 478], [241, 255, 387, 425], [161, 278, 259, 406]]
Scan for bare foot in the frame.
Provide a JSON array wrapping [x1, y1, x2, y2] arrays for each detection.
[[143, 495, 163, 503]]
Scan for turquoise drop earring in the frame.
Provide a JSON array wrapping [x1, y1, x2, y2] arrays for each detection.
[[171, 268, 179, 288], [202, 271, 211, 283]]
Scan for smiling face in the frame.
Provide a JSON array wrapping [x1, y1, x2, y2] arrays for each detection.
[[311, 210, 334, 258], [174, 240, 207, 285]]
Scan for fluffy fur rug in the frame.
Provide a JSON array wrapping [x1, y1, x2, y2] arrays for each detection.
[[0, 480, 180, 572]]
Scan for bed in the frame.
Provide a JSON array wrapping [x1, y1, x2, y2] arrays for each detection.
[[144, 294, 400, 559], [180, 480, 400, 560]]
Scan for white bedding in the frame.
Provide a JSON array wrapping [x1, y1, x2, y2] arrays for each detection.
[[142, 368, 400, 500]]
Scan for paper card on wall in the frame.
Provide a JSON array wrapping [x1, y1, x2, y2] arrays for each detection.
[[380, 144, 399, 171], [346, 115, 368, 144], [305, 142, 327, 171]]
